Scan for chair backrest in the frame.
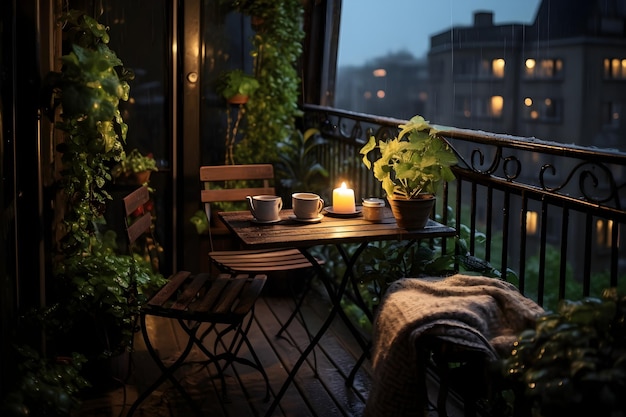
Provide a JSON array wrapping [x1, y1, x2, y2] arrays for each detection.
[[200, 164, 277, 222], [199, 164, 276, 204], [123, 185, 153, 249], [199, 164, 277, 249]]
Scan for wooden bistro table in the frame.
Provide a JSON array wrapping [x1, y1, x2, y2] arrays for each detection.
[[218, 207, 456, 416]]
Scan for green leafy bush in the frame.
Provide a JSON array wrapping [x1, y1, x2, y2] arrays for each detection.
[[501, 288, 626, 416]]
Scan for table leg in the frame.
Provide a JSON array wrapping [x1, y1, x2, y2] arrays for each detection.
[[263, 243, 369, 416], [332, 243, 371, 353]]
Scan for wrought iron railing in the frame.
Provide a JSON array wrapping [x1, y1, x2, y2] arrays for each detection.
[[302, 104, 626, 308]]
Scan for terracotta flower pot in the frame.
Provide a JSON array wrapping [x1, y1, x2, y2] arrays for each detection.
[[387, 194, 435, 229], [132, 170, 152, 185], [227, 94, 249, 105]]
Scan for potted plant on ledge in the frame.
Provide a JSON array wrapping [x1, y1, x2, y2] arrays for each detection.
[[216, 69, 259, 104], [112, 148, 158, 185], [359, 115, 458, 229], [216, 69, 260, 164]]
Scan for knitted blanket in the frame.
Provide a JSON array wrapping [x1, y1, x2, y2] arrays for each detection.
[[364, 274, 544, 417]]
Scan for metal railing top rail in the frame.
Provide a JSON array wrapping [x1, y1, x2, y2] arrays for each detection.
[[304, 103, 626, 162]]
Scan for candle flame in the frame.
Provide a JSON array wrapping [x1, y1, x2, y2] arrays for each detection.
[[340, 182, 347, 189]]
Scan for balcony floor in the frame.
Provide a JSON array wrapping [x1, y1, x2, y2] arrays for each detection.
[[75, 277, 465, 417]]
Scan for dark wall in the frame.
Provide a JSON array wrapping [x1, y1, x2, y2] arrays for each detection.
[[0, 0, 46, 398]]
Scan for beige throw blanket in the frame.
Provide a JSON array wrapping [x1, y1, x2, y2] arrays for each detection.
[[364, 274, 544, 417]]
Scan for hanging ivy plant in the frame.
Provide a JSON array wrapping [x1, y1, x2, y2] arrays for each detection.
[[47, 10, 132, 254], [230, 0, 305, 164], [45, 10, 169, 355]]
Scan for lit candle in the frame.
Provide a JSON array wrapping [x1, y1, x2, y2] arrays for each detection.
[[333, 182, 356, 213]]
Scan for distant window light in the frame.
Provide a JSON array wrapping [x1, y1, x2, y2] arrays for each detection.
[[523, 96, 562, 122], [377, 90, 385, 98], [492, 59, 505, 78], [373, 68, 387, 77], [455, 95, 502, 118], [524, 58, 563, 79], [596, 219, 614, 247], [490, 95, 504, 117], [526, 211, 538, 235], [364, 91, 372, 99], [475, 58, 505, 78], [604, 58, 626, 79]]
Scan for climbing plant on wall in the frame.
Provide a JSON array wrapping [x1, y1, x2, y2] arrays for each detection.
[[230, 0, 305, 164]]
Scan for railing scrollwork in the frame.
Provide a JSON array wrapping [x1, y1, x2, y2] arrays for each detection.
[[540, 161, 621, 208]]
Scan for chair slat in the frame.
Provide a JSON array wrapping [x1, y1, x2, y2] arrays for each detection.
[[123, 185, 150, 216], [170, 273, 210, 311], [148, 270, 192, 307], [195, 274, 231, 313], [201, 188, 275, 203], [233, 275, 267, 315], [126, 213, 153, 245], [200, 164, 274, 182], [213, 275, 248, 315]]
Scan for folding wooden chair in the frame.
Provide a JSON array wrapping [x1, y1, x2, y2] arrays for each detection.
[[199, 164, 322, 338], [200, 164, 319, 273], [124, 185, 269, 417]]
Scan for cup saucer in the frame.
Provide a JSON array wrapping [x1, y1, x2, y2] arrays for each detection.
[[251, 217, 282, 225], [288, 214, 323, 223]]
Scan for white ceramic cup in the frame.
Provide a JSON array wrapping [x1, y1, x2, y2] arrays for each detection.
[[292, 192, 324, 219], [247, 195, 283, 221]]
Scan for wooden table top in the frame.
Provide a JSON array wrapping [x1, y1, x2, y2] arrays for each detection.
[[218, 207, 456, 249]]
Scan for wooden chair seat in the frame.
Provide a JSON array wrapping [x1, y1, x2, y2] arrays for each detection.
[[144, 271, 267, 323], [208, 248, 316, 272]]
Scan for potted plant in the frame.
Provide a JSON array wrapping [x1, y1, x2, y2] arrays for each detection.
[[112, 148, 158, 185], [216, 69, 260, 164], [216, 69, 259, 104], [359, 115, 458, 229]]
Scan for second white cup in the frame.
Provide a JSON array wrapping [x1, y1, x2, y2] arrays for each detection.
[[247, 195, 283, 221], [292, 192, 324, 219]]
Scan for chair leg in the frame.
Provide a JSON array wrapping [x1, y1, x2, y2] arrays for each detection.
[[181, 319, 228, 399], [127, 314, 204, 417], [197, 308, 270, 402], [416, 347, 432, 417], [232, 322, 271, 402]]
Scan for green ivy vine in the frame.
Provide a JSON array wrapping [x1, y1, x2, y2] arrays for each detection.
[[231, 0, 305, 164], [49, 10, 131, 254]]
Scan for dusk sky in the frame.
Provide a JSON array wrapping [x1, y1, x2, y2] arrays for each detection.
[[338, 0, 542, 66]]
